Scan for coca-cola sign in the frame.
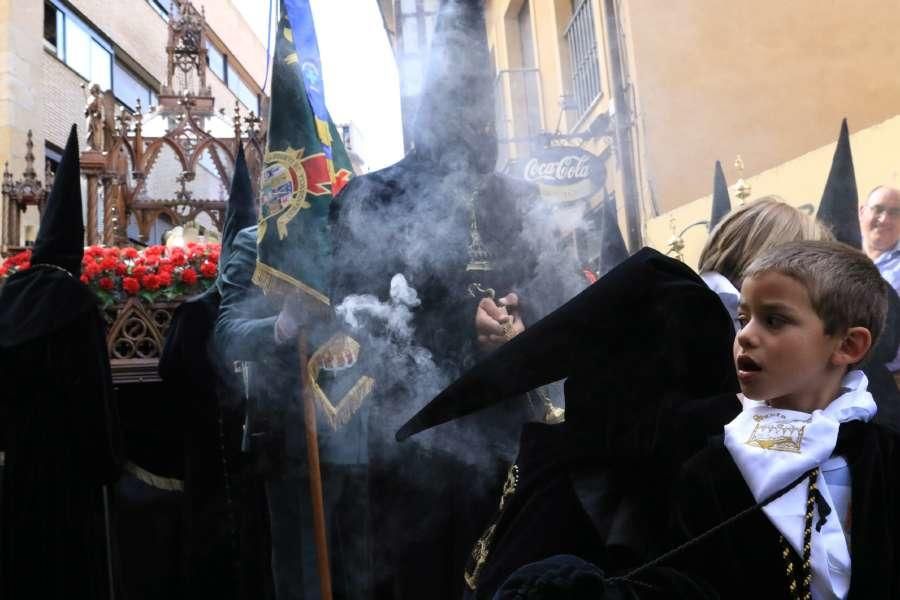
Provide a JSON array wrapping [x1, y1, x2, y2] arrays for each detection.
[[514, 146, 606, 204]]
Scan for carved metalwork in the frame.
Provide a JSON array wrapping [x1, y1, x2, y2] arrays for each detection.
[[77, 0, 266, 246], [734, 155, 752, 205], [1, 130, 51, 249]]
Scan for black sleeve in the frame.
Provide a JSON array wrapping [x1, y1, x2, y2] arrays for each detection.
[[491, 554, 719, 600], [666, 453, 724, 594]]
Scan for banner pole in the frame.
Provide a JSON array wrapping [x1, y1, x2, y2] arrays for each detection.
[[299, 331, 333, 600]]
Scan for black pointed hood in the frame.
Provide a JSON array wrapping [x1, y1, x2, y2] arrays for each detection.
[[31, 125, 83, 275], [221, 143, 256, 262], [0, 125, 97, 349], [597, 195, 629, 276], [413, 0, 497, 173], [709, 160, 731, 231], [817, 119, 861, 248], [396, 248, 737, 441]]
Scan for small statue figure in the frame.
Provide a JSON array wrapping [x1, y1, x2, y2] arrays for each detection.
[[83, 84, 105, 151]]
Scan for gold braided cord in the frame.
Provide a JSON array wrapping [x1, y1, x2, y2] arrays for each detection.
[[779, 468, 819, 600]]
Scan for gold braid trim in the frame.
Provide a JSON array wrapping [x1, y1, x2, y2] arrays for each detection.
[[306, 333, 375, 431], [124, 461, 184, 492], [252, 261, 331, 306]]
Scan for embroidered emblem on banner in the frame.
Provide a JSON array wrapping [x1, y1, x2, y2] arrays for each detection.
[[745, 413, 812, 453], [259, 147, 335, 241]]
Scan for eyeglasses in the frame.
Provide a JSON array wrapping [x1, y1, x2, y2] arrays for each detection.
[[866, 204, 900, 218]]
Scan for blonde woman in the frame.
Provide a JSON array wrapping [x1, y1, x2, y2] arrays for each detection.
[[698, 196, 831, 330]]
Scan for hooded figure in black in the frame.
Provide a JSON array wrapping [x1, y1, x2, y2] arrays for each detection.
[[329, 0, 572, 597], [397, 248, 740, 599], [815, 119, 900, 432], [0, 125, 122, 599], [708, 160, 731, 232], [158, 144, 272, 599]]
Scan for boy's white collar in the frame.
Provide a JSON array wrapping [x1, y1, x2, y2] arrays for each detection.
[[724, 370, 876, 600]]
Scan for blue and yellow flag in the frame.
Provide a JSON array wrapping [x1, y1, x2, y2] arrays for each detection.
[[252, 0, 353, 306]]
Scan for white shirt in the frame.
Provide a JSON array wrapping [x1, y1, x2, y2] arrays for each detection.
[[723, 370, 876, 600]]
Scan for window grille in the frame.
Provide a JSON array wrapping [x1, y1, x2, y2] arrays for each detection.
[[563, 0, 602, 119]]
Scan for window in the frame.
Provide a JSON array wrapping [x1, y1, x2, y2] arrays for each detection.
[[114, 61, 156, 111], [206, 41, 226, 82], [45, 143, 63, 179], [516, 1, 542, 137], [395, 0, 440, 97], [147, 0, 169, 18], [44, 1, 112, 90], [563, 0, 602, 118], [44, 1, 61, 50], [227, 64, 260, 115]]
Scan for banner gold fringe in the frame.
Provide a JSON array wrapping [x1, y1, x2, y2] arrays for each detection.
[[252, 261, 331, 306], [307, 333, 375, 431], [125, 461, 184, 491]]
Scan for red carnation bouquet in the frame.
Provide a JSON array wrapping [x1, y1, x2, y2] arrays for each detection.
[[0, 242, 220, 307]]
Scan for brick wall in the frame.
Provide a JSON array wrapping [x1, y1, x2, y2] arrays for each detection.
[[42, 52, 89, 150]]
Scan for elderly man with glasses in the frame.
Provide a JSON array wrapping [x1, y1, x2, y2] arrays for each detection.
[[861, 185, 900, 372]]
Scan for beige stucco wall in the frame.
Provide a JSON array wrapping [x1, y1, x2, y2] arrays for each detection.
[[645, 114, 900, 269], [624, 0, 900, 214]]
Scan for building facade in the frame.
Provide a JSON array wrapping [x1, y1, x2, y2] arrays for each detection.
[[0, 0, 269, 249], [480, 1, 900, 268], [484, 0, 647, 268]]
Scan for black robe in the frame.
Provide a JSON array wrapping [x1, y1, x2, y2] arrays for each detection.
[[159, 288, 274, 600], [460, 393, 742, 600], [331, 153, 558, 599], [0, 268, 122, 599], [671, 420, 900, 599]]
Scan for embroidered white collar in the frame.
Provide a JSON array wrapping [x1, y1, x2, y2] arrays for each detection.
[[723, 370, 876, 600]]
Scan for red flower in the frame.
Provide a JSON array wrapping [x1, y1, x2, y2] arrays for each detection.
[[131, 265, 147, 278], [199, 260, 217, 279], [141, 274, 161, 291], [83, 262, 102, 279], [180, 268, 198, 286], [122, 277, 140, 295], [145, 245, 165, 256], [143, 254, 160, 267], [20, 262, 30, 270], [157, 270, 173, 287], [103, 247, 120, 259], [80, 274, 89, 284], [115, 263, 128, 276], [0, 266, 8, 278], [98, 276, 114, 291], [99, 256, 117, 271], [122, 247, 139, 259], [85, 246, 104, 258], [170, 252, 187, 266]]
